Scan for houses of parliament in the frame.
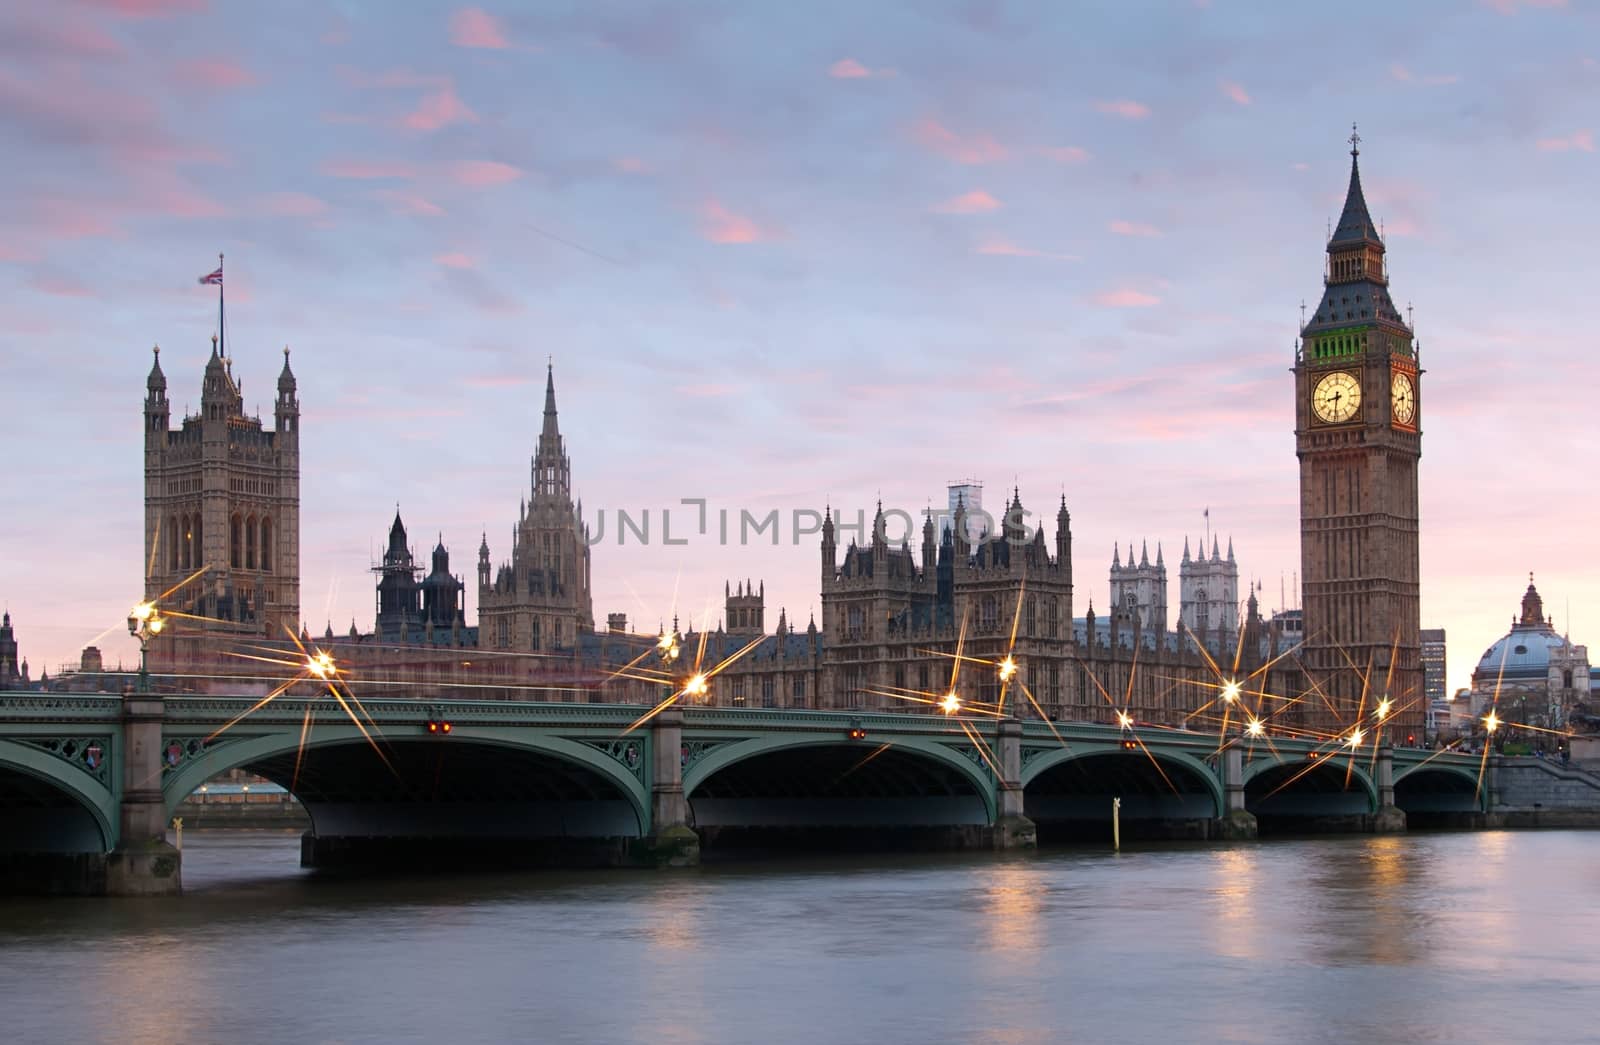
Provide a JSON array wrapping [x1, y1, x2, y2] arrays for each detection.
[[133, 139, 1426, 737]]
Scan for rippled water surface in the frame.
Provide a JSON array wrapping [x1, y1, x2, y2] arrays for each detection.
[[2, 830, 1597, 1044]]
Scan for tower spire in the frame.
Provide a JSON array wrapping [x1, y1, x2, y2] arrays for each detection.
[[1331, 124, 1380, 248], [542, 361, 559, 441], [532, 361, 570, 501]]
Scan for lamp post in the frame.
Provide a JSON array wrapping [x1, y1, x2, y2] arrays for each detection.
[[127, 601, 165, 694]]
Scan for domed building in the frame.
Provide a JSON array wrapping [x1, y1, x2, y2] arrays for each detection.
[[1467, 577, 1592, 732]]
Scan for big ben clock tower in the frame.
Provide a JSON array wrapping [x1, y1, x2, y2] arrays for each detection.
[[1294, 128, 1424, 737]]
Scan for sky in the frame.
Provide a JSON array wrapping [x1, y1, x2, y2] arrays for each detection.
[[1, 0, 1596, 698]]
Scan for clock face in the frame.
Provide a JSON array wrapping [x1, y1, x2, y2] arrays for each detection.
[[1391, 370, 1416, 426], [1312, 371, 1362, 424]]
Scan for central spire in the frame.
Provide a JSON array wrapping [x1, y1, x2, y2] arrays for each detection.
[[542, 361, 559, 439], [532, 361, 571, 502]]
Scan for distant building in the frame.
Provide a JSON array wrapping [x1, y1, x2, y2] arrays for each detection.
[[1426, 699, 1453, 741], [1467, 577, 1590, 733], [1179, 535, 1239, 652], [1109, 540, 1168, 635], [143, 338, 300, 661], [947, 481, 984, 545], [0, 612, 29, 688], [1421, 628, 1447, 706], [478, 366, 594, 653], [373, 512, 471, 645]]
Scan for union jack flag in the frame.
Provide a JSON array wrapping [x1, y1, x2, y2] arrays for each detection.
[[198, 266, 223, 286]]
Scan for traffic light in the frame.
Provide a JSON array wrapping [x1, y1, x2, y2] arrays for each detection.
[[1406, 734, 1415, 745]]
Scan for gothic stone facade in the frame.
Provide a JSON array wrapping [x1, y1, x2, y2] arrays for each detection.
[[144, 339, 300, 668]]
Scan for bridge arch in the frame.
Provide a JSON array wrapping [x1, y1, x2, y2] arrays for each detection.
[[1243, 755, 1378, 828], [684, 734, 997, 833], [1394, 763, 1484, 817], [1021, 744, 1224, 838], [0, 738, 116, 853], [163, 726, 651, 840]]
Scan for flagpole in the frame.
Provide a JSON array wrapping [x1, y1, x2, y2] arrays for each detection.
[[218, 252, 225, 358]]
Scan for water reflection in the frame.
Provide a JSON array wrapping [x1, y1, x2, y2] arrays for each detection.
[[1, 832, 1597, 1045], [1211, 845, 1261, 961], [983, 859, 1044, 955]]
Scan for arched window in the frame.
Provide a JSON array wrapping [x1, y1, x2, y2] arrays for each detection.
[[1564, 670, 1575, 689], [260, 517, 273, 572], [1025, 597, 1036, 635], [168, 516, 179, 573], [981, 595, 998, 631], [230, 514, 241, 569], [192, 516, 203, 570], [531, 617, 541, 652], [1196, 590, 1210, 631], [245, 514, 257, 570]]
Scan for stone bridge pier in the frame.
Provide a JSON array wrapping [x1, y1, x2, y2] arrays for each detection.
[[638, 709, 699, 866], [993, 719, 1037, 849], [1216, 739, 1259, 840], [1372, 743, 1406, 833], [107, 691, 182, 895]]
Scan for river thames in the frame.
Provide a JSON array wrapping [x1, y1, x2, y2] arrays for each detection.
[[1, 830, 1595, 1044]]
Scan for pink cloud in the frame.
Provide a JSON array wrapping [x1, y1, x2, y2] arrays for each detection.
[[975, 239, 1078, 261], [827, 58, 894, 79], [675, 383, 739, 398], [698, 200, 770, 244], [0, 244, 34, 262], [1109, 219, 1161, 238], [28, 271, 93, 297], [450, 160, 523, 186], [450, 7, 510, 48], [932, 190, 1001, 214], [1092, 287, 1161, 307], [434, 252, 475, 269], [1041, 145, 1090, 164], [147, 187, 226, 218], [1094, 99, 1150, 119], [261, 192, 329, 217], [1536, 129, 1595, 152], [322, 159, 416, 179], [33, 200, 120, 240], [320, 13, 350, 45], [613, 156, 649, 174], [175, 59, 256, 89], [1291, 162, 1310, 171], [911, 119, 1007, 164], [78, 0, 206, 16], [404, 83, 477, 130], [1482, 0, 1567, 12], [1219, 80, 1251, 105], [5, 11, 124, 58], [376, 190, 445, 216]]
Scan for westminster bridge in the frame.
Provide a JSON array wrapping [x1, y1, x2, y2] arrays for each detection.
[[1, 690, 1588, 895]]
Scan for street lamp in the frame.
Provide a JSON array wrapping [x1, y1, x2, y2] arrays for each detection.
[[127, 601, 165, 694]]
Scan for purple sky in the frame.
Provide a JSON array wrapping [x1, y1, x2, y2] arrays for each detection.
[[2, 0, 1596, 697]]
